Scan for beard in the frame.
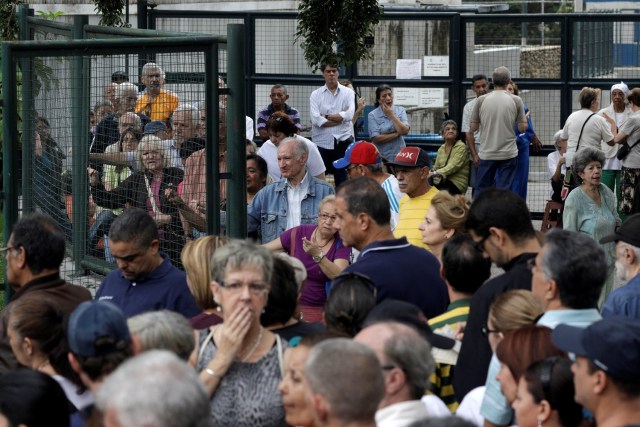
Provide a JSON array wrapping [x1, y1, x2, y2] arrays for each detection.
[[615, 259, 627, 281]]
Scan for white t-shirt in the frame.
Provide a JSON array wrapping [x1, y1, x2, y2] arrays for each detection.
[[561, 109, 613, 167], [257, 135, 326, 181]]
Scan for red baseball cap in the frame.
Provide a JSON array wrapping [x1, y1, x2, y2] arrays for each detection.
[[386, 147, 431, 168], [333, 141, 382, 169]]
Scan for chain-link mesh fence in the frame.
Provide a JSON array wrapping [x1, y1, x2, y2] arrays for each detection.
[[4, 11, 241, 288]]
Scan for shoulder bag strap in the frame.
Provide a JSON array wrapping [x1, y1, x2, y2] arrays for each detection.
[[289, 227, 298, 257], [197, 327, 215, 368], [276, 334, 284, 378], [576, 113, 596, 152], [143, 174, 160, 217]]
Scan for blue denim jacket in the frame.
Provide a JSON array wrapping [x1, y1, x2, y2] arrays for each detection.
[[248, 177, 335, 243]]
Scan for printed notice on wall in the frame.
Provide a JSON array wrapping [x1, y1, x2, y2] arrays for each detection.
[[394, 88, 420, 106], [396, 59, 422, 80], [394, 88, 445, 108], [419, 88, 445, 108], [423, 56, 449, 76]]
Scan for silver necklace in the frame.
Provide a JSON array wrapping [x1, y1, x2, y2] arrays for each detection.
[[240, 326, 264, 362]]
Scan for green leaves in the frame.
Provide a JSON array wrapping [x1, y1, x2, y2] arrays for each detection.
[[295, 0, 382, 72], [93, 0, 128, 27]]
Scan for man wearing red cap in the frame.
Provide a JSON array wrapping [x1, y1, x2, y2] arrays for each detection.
[[386, 147, 439, 250], [333, 141, 404, 230]]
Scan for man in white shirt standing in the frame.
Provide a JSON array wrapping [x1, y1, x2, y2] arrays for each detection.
[[461, 74, 489, 192], [310, 63, 355, 187]]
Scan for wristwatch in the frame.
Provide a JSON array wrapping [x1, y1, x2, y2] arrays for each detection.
[[313, 251, 324, 263]]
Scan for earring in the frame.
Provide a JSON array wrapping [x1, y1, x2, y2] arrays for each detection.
[[213, 299, 222, 312], [537, 417, 543, 427]]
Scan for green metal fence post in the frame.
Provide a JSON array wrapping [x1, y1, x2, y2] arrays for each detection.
[[72, 15, 89, 274], [19, 4, 35, 215], [2, 43, 19, 303], [226, 23, 246, 239], [205, 42, 220, 236]]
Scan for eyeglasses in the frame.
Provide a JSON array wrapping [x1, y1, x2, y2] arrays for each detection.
[[481, 326, 500, 337], [526, 257, 538, 272], [331, 271, 377, 299], [219, 280, 269, 295], [0, 246, 17, 254], [472, 235, 490, 253], [345, 165, 359, 176], [319, 213, 337, 223]]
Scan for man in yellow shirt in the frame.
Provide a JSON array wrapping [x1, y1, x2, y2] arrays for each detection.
[[387, 147, 439, 250], [136, 62, 179, 126]]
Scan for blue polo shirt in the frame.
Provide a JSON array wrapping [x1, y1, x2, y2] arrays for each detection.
[[602, 274, 640, 319], [344, 237, 448, 319], [95, 253, 201, 318]]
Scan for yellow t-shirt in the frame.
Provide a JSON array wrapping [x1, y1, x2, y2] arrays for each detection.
[[395, 186, 439, 250], [135, 89, 179, 124]]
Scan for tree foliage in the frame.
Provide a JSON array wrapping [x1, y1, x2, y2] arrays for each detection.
[[295, 0, 382, 72], [93, 0, 128, 27]]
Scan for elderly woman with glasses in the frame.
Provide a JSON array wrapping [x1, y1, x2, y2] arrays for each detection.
[[264, 195, 351, 323], [257, 111, 326, 181], [563, 147, 620, 301], [196, 240, 287, 427]]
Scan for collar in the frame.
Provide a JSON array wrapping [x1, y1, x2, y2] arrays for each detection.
[[285, 170, 310, 190], [501, 252, 537, 272], [12, 272, 64, 301], [120, 252, 173, 284], [375, 400, 428, 426], [267, 103, 290, 114], [321, 83, 343, 94], [447, 297, 472, 311], [537, 309, 602, 329], [359, 237, 412, 258]]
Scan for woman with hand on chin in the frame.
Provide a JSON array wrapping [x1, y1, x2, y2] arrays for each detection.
[[368, 84, 411, 160], [264, 196, 350, 323], [196, 240, 287, 427], [563, 147, 620, 302]]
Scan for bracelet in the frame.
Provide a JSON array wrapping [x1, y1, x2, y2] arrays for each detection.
[[204, 368, 221, 379]]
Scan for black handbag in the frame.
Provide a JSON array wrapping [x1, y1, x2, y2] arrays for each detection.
[[617, 140, 640, 160]]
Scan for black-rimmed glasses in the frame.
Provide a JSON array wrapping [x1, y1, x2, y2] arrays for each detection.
[[481, 325, 500, 337], [472, 234, 490, 253]]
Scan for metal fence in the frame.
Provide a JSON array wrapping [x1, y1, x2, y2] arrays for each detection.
[[2, 5, 245, 287], [144, 5, 640, 217]]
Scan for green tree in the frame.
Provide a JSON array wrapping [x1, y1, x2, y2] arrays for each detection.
[[295, 0, 382, 71]]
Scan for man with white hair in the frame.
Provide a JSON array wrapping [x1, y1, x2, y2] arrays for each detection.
[[601, 214, 640, 318], [166, 103, 204, 167], [248, 137, 334, 243], [96, 350, 212, 427], [600, 82, 632, 211], [136, 62, 179, 125], [93, 82, 149, 157]]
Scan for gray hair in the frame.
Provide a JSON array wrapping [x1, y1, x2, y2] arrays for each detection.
[[127, 311, 195, 362], [210, 240, 274, 286], [96, 350, 212, 427], [572, 147, 605, 175], [141, 62, 165, 79], [318, 195, 336, 214], [440, 119, 458, 135], [620, 241, 640, 263], [116, 82, 139, 100], [553, 130, 563, 149], [273, 252, 307, 292], [137, 135, 170, 170], [172, 103, 199, 128], [279, 136, 308, 161], [271, 84, 288, 95], [119, 112, 142, 131], [541, 229, 606, 309], [94, 100, 114, 111], [493, 66, 511, 87], [306, 339, 384, 423], [380, 322, 435, 399]]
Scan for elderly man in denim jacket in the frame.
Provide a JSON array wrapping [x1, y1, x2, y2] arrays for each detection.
[[248, 137, 334, 243]]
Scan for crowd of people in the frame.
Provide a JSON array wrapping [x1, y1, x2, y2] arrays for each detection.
[[5, 62, 640, 427]]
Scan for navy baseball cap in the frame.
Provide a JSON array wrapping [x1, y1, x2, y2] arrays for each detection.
[[144, 120, 167, 135], [600, 214, 640, 248], [552, 316, 640, 381], [68, 301, 131, 357]]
